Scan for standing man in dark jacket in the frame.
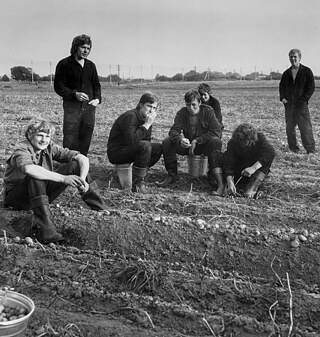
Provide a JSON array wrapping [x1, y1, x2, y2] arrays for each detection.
[[158, 90, 223, 195], [279, 49, 315, 154], [54, 34, 101, 156]]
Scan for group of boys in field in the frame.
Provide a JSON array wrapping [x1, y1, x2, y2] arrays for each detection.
[[1, 35, 315, 245]]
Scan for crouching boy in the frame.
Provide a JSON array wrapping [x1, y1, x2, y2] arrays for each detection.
[[3, 119, 107, 244], [223, 123, 275, 198]]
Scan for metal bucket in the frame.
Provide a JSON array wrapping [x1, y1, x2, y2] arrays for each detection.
[[116, 163, 133, 189], [0, 290, 35, 337], [187, 155, 208, 177]]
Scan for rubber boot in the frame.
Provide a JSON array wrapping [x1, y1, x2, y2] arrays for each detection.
[[157, 156, 179, 187], [81, 181, 108, 211], [30, 195, 64, 244], [157, 172, 180, 187], [132, 166, 148, 193], [211, 167, 225, 197], [244, 171, 266, 198]]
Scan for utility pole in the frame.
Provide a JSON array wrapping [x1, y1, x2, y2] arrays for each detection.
[[117, 64, 120, 86], [31, 60, 34, 83], [109, 65, 112, 85], [140, 65, 143, 83], [50, 61, 53, 86]]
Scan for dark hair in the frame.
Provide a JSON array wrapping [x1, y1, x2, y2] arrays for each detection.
[[136, 92, 159, 109], [184, 90, 201, 103], [198, 83, 211, 94], [231, 123, 258, 148], [70, 34, 92, 55], [25, 119, 55, 140]]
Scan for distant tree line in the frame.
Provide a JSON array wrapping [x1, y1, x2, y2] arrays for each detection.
[[155, 70, 285, 82], [2, 65, 320, 83]]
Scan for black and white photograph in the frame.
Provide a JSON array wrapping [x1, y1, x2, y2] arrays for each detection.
[[0, 0, 320, 336]]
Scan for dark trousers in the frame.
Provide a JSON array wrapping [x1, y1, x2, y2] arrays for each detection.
[[284, 102, 315, 152], [162, 137, 222, 174], [4, 161, 81, 211], [107, 141, 162, 168], [63, 101, 96, 156]]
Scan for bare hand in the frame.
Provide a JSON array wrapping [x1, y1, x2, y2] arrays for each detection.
[[145, 110, 157, 125], [282, 98, 288, 104], [181, 138, 191, 149], [63, 175, 86, 189], [78, 180, 89, 193], [88, 99, 99, 107], [226, 178, 237, 196], [241, 166, 256, 177], [188, 139, 197, 155], [76, 92, 89, 102]]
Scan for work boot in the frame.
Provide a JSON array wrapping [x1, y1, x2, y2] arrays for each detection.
[[244, 171, 266, 198], [156, 173, 179, 187], [81, 181, 108, 211], [132, 166, 148, 193], [211, 167, 225, 197], [30, 195, 64, 244]]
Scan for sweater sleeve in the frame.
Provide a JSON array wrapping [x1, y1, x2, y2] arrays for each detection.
[[301, 68, 315, 102], [196, 108, 222, 144], [121, 113, 150, 145], [223, 140, 236, 177], [169, 109, 185, 145], [212, 97, 223, 125], [257, 133, 276, 166], [91, 63, 102, 103], [54, 60, 77, 100], [279, 70, 287, 102]]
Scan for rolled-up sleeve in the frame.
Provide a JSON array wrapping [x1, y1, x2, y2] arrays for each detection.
[[51, 143, 79, 162], [9, 147, 33, 169]]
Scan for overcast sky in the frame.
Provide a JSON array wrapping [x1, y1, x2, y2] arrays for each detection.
[[2, 0, 320, 78]]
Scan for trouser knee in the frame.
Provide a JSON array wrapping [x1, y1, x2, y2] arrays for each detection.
[[162, 137, 177, 156], [208, 150, 224, 169], [138, 140, 152, 153], [207, 137, 222, 151]]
